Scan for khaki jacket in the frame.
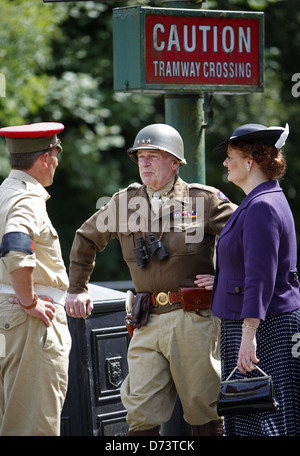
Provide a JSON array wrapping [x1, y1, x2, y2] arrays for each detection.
[[69, 176, 237, 294], [0, 170, 68, 290]]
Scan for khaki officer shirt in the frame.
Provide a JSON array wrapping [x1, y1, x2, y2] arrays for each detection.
[[0, 170, 68, 291], [69, 176, 237, 294]]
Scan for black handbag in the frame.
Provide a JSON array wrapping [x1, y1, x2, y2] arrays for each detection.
[[217, 365, 280, 416]]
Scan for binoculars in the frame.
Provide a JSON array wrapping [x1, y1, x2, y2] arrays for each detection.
[[133, 233, 169, 266]]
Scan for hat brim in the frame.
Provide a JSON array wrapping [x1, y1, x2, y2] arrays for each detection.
[[213, 128, 285, 154], [0, 122, 64, 138], [0, 122, 65, 154]]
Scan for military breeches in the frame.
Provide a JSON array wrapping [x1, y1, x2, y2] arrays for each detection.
[[0, 296, 71, 436], [120, 308, 221, 431]]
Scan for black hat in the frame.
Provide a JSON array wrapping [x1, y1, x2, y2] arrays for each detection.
[[214, 123, 289, 154]]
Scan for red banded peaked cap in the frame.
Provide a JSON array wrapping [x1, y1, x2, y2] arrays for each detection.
[[0, 122, 65, 154]]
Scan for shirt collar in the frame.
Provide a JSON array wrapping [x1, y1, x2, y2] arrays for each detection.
[[146, 176, 177, 198], [9, 169, 50, 200]]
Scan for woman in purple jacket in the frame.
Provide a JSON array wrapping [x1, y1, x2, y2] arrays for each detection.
[[211, 123, 300, 436]]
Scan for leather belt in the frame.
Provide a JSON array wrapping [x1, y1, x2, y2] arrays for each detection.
[[150, 288, 211, 315]]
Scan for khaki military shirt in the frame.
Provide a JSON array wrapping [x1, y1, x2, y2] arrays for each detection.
[[69, 176, 237, 294], [0, 170, 68, 290]]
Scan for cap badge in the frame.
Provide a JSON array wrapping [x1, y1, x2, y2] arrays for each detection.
[[137, 138, 152, 144]]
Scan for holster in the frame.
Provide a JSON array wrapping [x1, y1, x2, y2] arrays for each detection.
[[178, 287, 211, 315], [131, 292, 152, 329], [125, 314, 134, 338]]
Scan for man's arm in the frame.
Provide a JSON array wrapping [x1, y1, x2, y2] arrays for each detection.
[[66, 228, 97, 319], [67, 207, 116, 319], [208, 191, 237, 235]]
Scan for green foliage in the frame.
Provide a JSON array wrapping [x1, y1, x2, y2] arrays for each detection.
[[0, 0, 67, 174], [40, 1, 165, 280]]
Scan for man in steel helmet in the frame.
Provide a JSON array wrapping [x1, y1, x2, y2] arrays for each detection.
[[66, 123, 237, 436], [127, 123, 187, 166]]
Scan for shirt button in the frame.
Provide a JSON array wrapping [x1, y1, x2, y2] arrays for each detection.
[[234, 287, 241, 294], [5, 323, 9, 329]]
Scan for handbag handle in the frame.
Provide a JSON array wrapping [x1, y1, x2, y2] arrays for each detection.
[[225, 365, 269, 381]]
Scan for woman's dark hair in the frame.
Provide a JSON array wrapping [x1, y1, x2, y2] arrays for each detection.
[[228, 141, 286, 180]]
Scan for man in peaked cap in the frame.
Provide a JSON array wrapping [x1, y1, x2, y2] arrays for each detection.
[[0, 122, 71, 436]]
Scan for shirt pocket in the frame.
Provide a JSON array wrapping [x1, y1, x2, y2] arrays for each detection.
[[226, 279, 244, 313], [165, 222, 204, 256], [0, 304, 27, 332], [34, 222, 61, 263], [119, 230, 139, 263]]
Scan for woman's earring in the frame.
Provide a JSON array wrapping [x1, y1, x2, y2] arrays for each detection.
[[246, 163, 250, 172]]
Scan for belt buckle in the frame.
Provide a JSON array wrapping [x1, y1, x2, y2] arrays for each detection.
[[156, 291, 170, 306]]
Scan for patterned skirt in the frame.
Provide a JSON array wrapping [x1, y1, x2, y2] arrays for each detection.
[[220, 309, 300, 436]]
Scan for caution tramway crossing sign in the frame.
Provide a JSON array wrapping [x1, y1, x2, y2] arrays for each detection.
[[113, 6, 264, 94]]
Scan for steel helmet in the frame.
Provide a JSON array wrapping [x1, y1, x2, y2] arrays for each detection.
[[127, 123, 186, 166]]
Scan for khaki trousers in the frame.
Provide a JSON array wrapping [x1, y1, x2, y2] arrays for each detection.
[[121, 308, 221, 432], [0, 296, 71, 436]]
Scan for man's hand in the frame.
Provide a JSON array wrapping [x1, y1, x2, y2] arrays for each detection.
[[9, 267, 56, 326], [66, 293, 93, 319], [9, 294, 56, 327]]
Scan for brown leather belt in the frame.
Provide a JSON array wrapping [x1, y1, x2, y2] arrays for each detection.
[[150, 287, 211, 315]]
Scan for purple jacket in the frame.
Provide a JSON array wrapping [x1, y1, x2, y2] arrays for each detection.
[[211, 180, 300, 320]]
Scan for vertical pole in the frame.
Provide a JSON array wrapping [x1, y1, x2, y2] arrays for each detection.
[[163, 0, 206, 184], [165, 94, 205, 183], [160, 0, 205, 437]]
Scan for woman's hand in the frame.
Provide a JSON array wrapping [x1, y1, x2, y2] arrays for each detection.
[[238, 319, 260, 373], [194, 274, 214, 290]]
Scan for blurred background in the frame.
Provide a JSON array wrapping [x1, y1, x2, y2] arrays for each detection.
[[0, 0, 299, 284]]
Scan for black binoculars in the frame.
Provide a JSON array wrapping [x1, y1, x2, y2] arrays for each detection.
[[133, 233, 169, 266]]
